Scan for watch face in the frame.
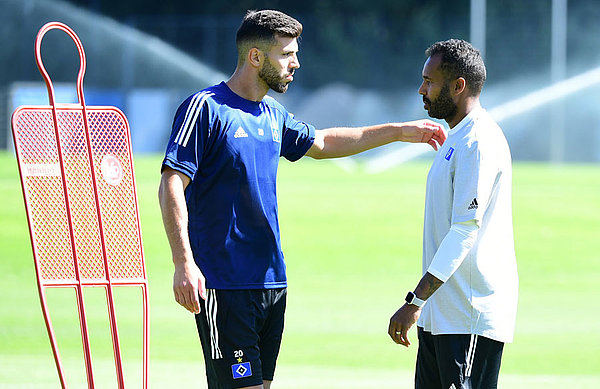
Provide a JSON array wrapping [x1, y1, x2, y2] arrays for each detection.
[[405, 291, 414, 304]]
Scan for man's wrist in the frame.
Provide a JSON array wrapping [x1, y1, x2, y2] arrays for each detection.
[[405, 291, 426, 307], [395, 123, 406, 142], [172, 251, 195, 267]]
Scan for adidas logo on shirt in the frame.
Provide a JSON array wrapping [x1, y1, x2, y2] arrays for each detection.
[[234, 126, 248, 138], [468, 198, 479, 210]]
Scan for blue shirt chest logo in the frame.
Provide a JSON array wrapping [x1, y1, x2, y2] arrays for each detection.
[[271, 126, 280, 143], [444, 147, 455, 161]]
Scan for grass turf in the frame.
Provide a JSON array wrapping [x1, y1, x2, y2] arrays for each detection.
[[0, 152, 599, 387]]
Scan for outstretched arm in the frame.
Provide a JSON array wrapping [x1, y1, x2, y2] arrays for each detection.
[[304, 119, 446, 159], [158, 167, 206, 314]]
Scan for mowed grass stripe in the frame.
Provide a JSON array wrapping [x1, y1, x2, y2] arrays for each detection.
[[1, 153, 599, 386], [1, 355, 599, 388]]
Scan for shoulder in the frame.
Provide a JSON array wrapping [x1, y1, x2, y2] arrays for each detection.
[[175, 86, 226, 122], [460, 110, 510, 161], [262, 94, 283, 108], [186, 86, 222, 107], [458, 110, 498, 145], [473, 110, 502, 133], [262, 95, 289, 116], [181, 82, 233, 108], [472, 110, 508, 147]]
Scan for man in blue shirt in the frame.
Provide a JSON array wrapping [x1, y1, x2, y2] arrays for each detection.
[[159, 9, 446, 389]]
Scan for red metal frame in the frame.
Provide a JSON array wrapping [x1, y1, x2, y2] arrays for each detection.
[[11, 22, 149, 388]]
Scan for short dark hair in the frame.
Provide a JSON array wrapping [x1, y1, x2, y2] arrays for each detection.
[[236, 10, 302, 61], [425, 39, 486, 96]]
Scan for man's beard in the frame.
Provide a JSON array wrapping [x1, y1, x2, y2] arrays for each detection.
[[424, 82, 457, 121], [259, 59, 290, 93]]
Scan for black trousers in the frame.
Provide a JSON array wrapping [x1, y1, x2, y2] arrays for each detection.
[[415, 327, 504, 389]]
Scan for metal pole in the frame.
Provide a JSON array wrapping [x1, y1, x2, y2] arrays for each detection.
[[551, 0, 567, 163], [470, 0, 487, 59]]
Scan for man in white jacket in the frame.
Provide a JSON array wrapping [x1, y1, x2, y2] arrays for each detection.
[[388, 39, 518, 389]]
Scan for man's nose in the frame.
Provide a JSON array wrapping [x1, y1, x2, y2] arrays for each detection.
[[290, 54, 300, 69]]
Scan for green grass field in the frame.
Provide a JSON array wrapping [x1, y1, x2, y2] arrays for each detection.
[[1, 152, 599, 388]]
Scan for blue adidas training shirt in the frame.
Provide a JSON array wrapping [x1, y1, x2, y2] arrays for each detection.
[[162, 82, 316, 289]]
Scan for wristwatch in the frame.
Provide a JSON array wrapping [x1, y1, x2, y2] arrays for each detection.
[[405, 291, 426, 307]]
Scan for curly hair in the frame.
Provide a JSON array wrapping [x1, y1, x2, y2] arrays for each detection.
[[425, 39, 486, 96], [236, 10, 302, 62]]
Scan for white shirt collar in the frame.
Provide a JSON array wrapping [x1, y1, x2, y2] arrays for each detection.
[[448, 105, 484, 135]]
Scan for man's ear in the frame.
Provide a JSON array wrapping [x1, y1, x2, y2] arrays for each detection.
[[453, 77, 467, 96], [248, 47, 262, 68]]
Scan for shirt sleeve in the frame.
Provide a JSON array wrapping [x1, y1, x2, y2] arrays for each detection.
[[280, 111, 316, 162], [161, 93, 210, 179], [427, 220, 479, 282], [452, 138, 499, 226]]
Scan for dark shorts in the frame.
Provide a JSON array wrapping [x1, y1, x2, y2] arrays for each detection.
[[195, 288, 287, 389], [415, 327, 504, 389]]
